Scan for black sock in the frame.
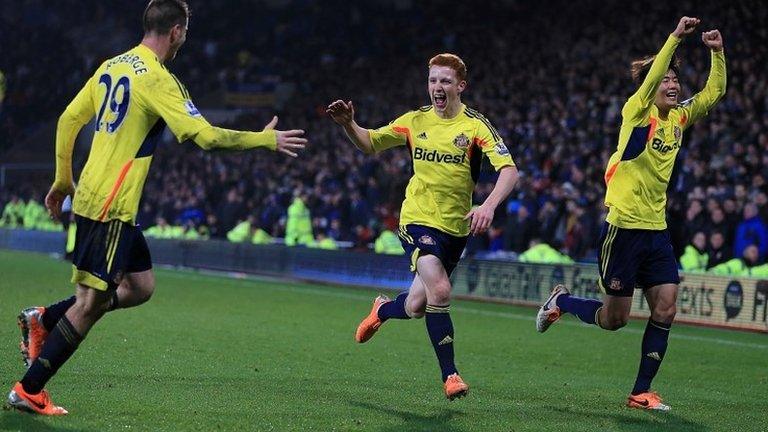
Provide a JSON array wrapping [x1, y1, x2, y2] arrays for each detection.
[[631, 319, 672, 395], [21, 317, 82, 394], [425, 305, 457, 382], [377, 292, 410, 321], [41, 296, 77, 332]]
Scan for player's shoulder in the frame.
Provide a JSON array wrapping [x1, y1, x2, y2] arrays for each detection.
[[463, 106, 500, 134], [403, 105, 433, 118], [462, 106, 493, 123]]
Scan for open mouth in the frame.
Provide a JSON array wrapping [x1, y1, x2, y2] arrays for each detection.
[[665, 90, 678, 102], [433, 93, 447, 109]]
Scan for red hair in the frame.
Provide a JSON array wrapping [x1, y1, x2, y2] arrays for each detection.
[[428, 53, 467, 81]]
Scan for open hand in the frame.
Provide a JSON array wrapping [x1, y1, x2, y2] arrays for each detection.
[[326, 100, 355, 126], [264, 116, 307, 157]]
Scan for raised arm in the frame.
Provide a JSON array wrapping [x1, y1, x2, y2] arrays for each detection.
[[680, 30, 726, 128], [623, 17, 700, 122], [326, 100, 375, 154], [47, 78, 95, 219]]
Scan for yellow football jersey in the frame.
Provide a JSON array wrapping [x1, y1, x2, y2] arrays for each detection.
[[605, 35, 726, 230], [54, 44, 277, 224], [370, 104, 515, 237]]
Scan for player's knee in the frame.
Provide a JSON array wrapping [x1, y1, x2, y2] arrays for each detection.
[[652, 303, 676, 323], [408, 309, 425, 319], [602, 315, 629, 331], [72, 295, 110, 319], [137, 282, 155, 305], [430, 279, 452, 305], [405, 298, 426, 319]]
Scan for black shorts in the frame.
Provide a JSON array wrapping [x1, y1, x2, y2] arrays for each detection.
[[397, 224, 468, 276], [598, 222, 680, 297], [71, 215, 152, 291]]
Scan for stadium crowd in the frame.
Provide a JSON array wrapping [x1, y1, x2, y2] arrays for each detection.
[[2, 1, 767, 272]]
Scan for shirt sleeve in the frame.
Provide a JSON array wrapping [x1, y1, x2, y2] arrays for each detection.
[[140, 71, 212, 143], [475, 116, 515, 171], [622, 35, 681, 124], [54, 74, 97, 187], [368, 112, 412, 153], [140, 71, 276, 150], [678, 50, 726, 129]]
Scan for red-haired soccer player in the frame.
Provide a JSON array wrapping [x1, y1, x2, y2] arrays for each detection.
[[327, 54, 519, 400], [536, 17, 726, 411]]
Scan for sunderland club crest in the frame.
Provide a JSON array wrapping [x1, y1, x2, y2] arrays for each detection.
[[453, 133, 470, 150], [419, 235, 436, 246]]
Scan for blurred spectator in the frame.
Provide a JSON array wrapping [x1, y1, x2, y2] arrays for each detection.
[[734, 203, 768, 261], [2, 0, 767, 264], [679, 231, 708, 273], [706, 230, 731, 270]]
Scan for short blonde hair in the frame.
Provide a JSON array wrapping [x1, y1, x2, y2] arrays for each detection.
[[428, 53, 467, 81]]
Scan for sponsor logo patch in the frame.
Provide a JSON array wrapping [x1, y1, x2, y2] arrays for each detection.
[[417, 132, 428, 140], [185, 100, 201, 117]]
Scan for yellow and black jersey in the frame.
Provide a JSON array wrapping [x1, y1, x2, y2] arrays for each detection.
[[54, 44, 276, 224], [370, 104, 515, 237], [605, 35, 726, 230]]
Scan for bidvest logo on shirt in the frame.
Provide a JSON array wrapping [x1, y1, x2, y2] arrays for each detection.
[[413, 147, 466, 164], [650, 137, 680, 155]]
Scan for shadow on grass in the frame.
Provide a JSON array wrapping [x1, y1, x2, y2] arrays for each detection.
[[549, 405, 709, 432], [0, 407, 97, 432], [349, 400, 466, 432]]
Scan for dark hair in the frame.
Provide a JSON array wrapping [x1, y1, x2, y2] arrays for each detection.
[[143, 0, 190, 35], [631, 54, 681, 84]]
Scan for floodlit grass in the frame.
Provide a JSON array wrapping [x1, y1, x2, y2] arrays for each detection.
[[0, 250, 765, 431]]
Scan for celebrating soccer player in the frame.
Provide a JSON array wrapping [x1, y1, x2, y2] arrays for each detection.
[[535, 17, 726, 411], [7, 0, 306, 416], [327, 54, 519, 400]]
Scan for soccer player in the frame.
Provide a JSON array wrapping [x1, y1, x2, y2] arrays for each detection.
[[327, 54, 519, 400], [536, 17, 726, 411], [7, 0, 306, 415]]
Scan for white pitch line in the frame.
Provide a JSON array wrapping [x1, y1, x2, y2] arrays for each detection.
[[163, 268, 768, 350]]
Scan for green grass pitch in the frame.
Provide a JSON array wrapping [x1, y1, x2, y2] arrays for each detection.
[[0, 249, 766, 431]]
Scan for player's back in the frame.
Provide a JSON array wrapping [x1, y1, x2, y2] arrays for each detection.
[[70, 45, 206, 224]]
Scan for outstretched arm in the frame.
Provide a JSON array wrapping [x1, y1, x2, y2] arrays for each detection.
[[144, 74, 306, 156], [326, 100, 375, 154], [192, 116, 306, 157], [680, 30, 726, 127]]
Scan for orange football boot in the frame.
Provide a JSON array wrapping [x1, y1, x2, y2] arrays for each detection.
[[17, 307, 48, 369], [627, 391, 671, 411], [444, 373, 469, 400], [6, 382, 68, 416], [354, 295, 391, 343]]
